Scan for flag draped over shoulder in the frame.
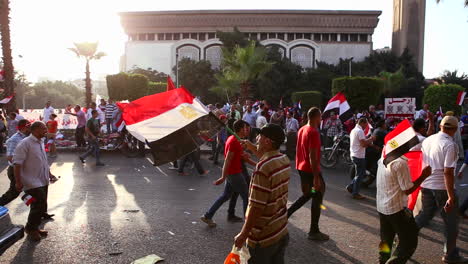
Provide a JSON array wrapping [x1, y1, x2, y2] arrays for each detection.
[[322, 92, 353, 122], [121, 88, 223, 166], [405, 150, 423, 210], [383, 119, 419, 166]]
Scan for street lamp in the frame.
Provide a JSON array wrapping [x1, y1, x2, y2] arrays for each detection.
[[348, 57, 354, 77]]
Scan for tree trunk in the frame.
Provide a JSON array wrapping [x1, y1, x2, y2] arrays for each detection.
[[239, 82, 251, 105], [0, 0, 16, 113], [85, 59, 92, 106]]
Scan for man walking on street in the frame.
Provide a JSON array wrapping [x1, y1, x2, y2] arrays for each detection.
[[376, 154, 432, 263], [66, 105, 87, 148], [234, 123, 290, 263], [201, 120, 250, 227], [346, 117, 375, 199], [0, 119, 30, 206], [42, 101, 54, 123], [13, 121, 59, 241], [415, 116, 468, 263], [79, 110, 104, 166], [288, 107, 329, 241], [105, 99, 117, 134], [285, 111, 299, 159]]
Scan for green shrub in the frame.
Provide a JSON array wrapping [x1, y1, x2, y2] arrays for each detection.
[[423, 84, 464, 115], [291, 91, 322, 112], [106, 72, 150, 101], [331, 76, 384, 111], [148, 82, 166, 95]]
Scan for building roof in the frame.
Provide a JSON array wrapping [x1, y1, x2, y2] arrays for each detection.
[[120, 9, 382, 34]]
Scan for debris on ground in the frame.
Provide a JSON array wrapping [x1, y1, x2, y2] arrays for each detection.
[[131, 254, 164, 264], [123, 209, 140, 213]]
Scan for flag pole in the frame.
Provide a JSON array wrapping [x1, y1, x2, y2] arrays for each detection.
[[209, 112, 241, 141]]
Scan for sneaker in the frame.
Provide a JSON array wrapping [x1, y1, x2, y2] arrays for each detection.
[[79, 157, 85, 164], [42, 213, 55, 220], [352, 194, 366, 200], [200, 216, 217, 227], [345, 185, 352, 194], [442, 256, 468, 263], [168, 166, 178, 170], [96, 162, 105, 166], [308, 232, 330, 241], [227, 215, 243, 222]]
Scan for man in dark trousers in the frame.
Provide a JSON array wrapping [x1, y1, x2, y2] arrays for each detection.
[[79, 110, 104, 166], [287, 107, 329, 241], [14, 121, 59, 241]]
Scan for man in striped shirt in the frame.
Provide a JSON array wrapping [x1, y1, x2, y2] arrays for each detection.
[[235, 123, 290, 264], [105, 99, 117, 134]]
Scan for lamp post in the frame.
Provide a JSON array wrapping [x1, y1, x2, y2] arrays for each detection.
[[175, 52, 179, 88], [348, 57, 354, 77]]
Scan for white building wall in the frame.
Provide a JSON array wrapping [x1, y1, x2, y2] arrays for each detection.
[[319, 43, 371, 64], [125, 42, 174, 74]]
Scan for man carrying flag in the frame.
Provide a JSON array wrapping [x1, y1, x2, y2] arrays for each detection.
[[376, 119, 432, 263]]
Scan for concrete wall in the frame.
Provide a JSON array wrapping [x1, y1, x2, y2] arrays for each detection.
[[125, 42, 173, 74], [319, 43, 371, 64]]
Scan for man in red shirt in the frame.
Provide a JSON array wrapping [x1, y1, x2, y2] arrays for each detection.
[[201, 120, 251, 227], [287, 107, 329, 241]]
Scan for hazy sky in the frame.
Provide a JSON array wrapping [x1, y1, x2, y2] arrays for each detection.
[[8, 0, 468, 83]]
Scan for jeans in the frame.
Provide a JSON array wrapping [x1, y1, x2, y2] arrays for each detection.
[[75, 127, 86, 147], [0, 166, 20, 206], [415, 188, 460, 260], [248, 233, 289, 264], [178, 151, 204, 174], [228, 163, 251, 217], [25, 185, 48, 231], [460, 196, 468, 215], [106, 118, 114, 134], [349, 157, 366, 195], [379, 209, 418, 264], [287, 171, 325, 234], [286, 132, 297, 159], [204, 173, 249, 219], [213, 142, 224, 164], [80, 139, 101, 163]]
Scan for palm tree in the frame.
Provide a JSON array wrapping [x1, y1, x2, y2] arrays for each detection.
[[0, 0, 16, 112], [436, 0, 468, 7], [69, 42, 106, 106], [213, 41, 273, 103]]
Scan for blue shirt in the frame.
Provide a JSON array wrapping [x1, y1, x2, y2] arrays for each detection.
[[6, 131, 27, 158]]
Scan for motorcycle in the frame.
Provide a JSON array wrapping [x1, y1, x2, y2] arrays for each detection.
[[98, 130, 141, 158], [320, 133, 352, 169]]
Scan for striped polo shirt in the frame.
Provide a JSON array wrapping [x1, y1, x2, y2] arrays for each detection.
[[247, 150, 290, 248]]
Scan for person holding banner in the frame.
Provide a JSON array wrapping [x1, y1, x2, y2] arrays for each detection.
[[415, 116, 467, 263]]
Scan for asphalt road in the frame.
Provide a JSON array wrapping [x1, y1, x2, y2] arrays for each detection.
[[0, 151, 467, 264]]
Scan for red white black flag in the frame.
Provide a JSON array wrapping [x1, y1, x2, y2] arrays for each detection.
[[383, 119, 419, 166], [457, 91, 466, 106], [120, 88, 223, 166], [322, 92, 353, 122]]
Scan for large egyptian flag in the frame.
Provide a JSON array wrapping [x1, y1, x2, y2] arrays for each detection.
[[322, 92, 353, 122], [120, 87, 223, 166], [383, 119, 420, 166]]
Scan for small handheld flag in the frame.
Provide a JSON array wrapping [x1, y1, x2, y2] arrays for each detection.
[[457, 91, 466, 106], [21, 193, 36, 206], [383, 119, 419, 166]]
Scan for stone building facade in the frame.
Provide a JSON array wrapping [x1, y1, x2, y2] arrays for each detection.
[[119, 10, 382, 75]]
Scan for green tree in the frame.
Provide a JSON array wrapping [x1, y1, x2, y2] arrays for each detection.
[[254, 47, 304, 108], [216, 27, 250, 52], [423, 84, 464, 115], [69, 42, 106, 106], [106, 72, 150, 101], [0, 0, 16, 112], [213, 41, 273, 103], [173, 58, 219, 102], [437, 70, 468, 89], [25, 81, 84, 108], [379, 68, 407, 97], [128, 67, 168, 83], [332, 76, 384, 111]]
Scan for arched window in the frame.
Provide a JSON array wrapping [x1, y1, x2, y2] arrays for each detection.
[[290, 45, 315, 69], [176, 44, 201, 61]]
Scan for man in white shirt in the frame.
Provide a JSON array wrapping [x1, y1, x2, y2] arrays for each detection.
[[42, 101, 54, 123], [256, 111, 268, 129], [415, 116, 467, 263], [376, 156, 431, 263], [285, 111, 299, 159], [346, 117, 374, 199]]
